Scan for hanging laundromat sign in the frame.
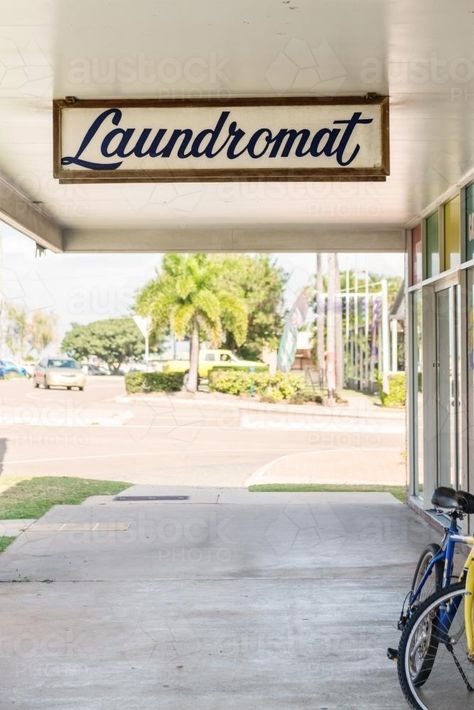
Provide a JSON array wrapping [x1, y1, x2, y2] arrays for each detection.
[[53, 96, 389, 183]]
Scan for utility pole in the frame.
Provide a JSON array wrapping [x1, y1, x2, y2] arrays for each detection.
[[316, 253, 325, 389], [326, 253, 337, 403], [354, 271, 359, 390], [345, 269, 351, 383], [364, 270, 369, 389], [345, 270, 350, 339], [335, 254, 344, 392]]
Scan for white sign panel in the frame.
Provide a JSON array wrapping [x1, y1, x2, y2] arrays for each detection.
[[133, 315, 151, 338], [54, 96, 389, 183]]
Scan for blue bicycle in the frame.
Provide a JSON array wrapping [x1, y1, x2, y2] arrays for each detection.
[[387, 486, 472, 668], [395, 488, 474, 709]]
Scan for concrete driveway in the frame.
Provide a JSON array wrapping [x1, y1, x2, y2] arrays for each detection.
[[0, 488, 434, 709]]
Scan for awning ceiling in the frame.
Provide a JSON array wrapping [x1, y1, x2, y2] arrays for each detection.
[[0, 0, 473, 252]]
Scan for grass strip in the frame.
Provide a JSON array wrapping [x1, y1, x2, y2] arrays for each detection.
[[248, 483, 407, 502], [0, 536, 16, 553], [0, 476, 130, 520]]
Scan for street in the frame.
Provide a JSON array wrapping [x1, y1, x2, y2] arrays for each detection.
[[0, 377, 406, 488]]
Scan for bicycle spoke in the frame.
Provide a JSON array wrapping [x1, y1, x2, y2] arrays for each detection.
[[398, 584, 474, 709]]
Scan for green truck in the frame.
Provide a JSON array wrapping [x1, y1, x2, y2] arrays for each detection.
[[162, 348, 268, 380]]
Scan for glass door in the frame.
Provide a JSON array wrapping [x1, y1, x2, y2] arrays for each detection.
[[436, 285, 460, 489]]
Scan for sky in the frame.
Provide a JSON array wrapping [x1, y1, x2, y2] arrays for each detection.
[[1, 223, 405, 346]]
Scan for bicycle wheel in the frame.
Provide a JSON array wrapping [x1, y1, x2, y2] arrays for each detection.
[[411, 543, 444, 606], [397, 582, 474, 710]]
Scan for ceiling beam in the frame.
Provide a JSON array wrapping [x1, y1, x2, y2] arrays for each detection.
[[62, 225, 406, 253]]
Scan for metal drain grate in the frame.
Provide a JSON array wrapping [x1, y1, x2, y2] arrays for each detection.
[[114, 495, 190, 502]]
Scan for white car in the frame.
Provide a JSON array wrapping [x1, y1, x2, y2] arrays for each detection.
[[33, 357, 86, 390]]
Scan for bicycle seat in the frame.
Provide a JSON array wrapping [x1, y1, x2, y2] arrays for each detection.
[[431, 486, 458, 509], [456, 490, 474, 515]]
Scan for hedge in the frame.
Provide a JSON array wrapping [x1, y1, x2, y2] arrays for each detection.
[[125, 371, 184, 394], [208, 369, 314, 403], [378, 372, 406, 408]]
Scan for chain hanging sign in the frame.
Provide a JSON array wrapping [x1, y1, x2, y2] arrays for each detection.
[[53, 95, 389, 183]]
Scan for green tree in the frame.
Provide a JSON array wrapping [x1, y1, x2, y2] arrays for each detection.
[[135, 254, 247, 392], [217, 255, 287, 359], [62, 318, 144, 373]]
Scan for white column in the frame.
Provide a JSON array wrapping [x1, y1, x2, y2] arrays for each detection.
[[391, 318, 398, 372], [381, 279, 390, 393]]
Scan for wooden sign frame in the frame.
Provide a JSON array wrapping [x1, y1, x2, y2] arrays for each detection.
[[53, 95, 389, 184]]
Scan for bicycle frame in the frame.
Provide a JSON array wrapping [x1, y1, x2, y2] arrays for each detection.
[[465, 545, 474, 658], [446, 535, 474, 658], [410, 514, 461, 607], [426, 535, 474, 659]]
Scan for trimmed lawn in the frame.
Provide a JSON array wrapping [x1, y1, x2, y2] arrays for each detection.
[[0, 477, 130, 520], [248, 483, 407, 503], [0, 537, 16, 553]]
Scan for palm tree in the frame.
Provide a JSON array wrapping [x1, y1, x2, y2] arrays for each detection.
[[6, 304, 28, 359], [30, 311, 57, 354], [135, 254, 248, 392]]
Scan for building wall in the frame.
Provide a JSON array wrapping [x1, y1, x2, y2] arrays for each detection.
[[408, 178, 474, 522]]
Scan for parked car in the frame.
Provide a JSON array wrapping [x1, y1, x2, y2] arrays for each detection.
[[0, 360, 29, 378], [127, 361, 155, 373], [19, 362, 35, 378], [81, 363, 109, 376], [162, 348, 268, 380], [33, 357, 86, 390]]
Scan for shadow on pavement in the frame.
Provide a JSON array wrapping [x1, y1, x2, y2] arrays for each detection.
[[0, 437, 6, 475]]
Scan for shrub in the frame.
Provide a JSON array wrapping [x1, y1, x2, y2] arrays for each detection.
[[125, 371, 184, 394], [207, 368, 250, 395], [378, 372, 406, 407], [208, 369, 312, 403]]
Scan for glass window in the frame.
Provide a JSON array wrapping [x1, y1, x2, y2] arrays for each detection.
[[47, 358, 80, 369], [468, 270, 474, 493], [204, 353, 215, 361], [466, 183, 474, 262], [412, 291, 424, 497], [425, 211, 440, 278], [444, 195, 461, 270], [411, 224, 422, 284]]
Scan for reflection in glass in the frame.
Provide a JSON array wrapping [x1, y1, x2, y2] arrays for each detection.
[[466, 183, 474, 262], [468, 271, 474, 490], [413, 291, 424, 497], [411, 225, 422, 284], [426, 211, 440, 278], [444, 195, 461, 271]]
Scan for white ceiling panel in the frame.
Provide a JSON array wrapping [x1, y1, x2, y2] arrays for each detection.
[[0, 0, 472, 250]]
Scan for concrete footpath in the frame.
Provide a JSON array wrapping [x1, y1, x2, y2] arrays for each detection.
[[0, 487, 430, 709]]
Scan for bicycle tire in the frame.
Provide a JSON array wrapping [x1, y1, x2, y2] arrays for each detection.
[[410, 543, 444, 606], [397, 581, 466, 710]]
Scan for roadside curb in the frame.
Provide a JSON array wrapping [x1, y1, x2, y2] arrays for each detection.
[[0, 518, 36, 537], [115, 394, 405, 421]]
